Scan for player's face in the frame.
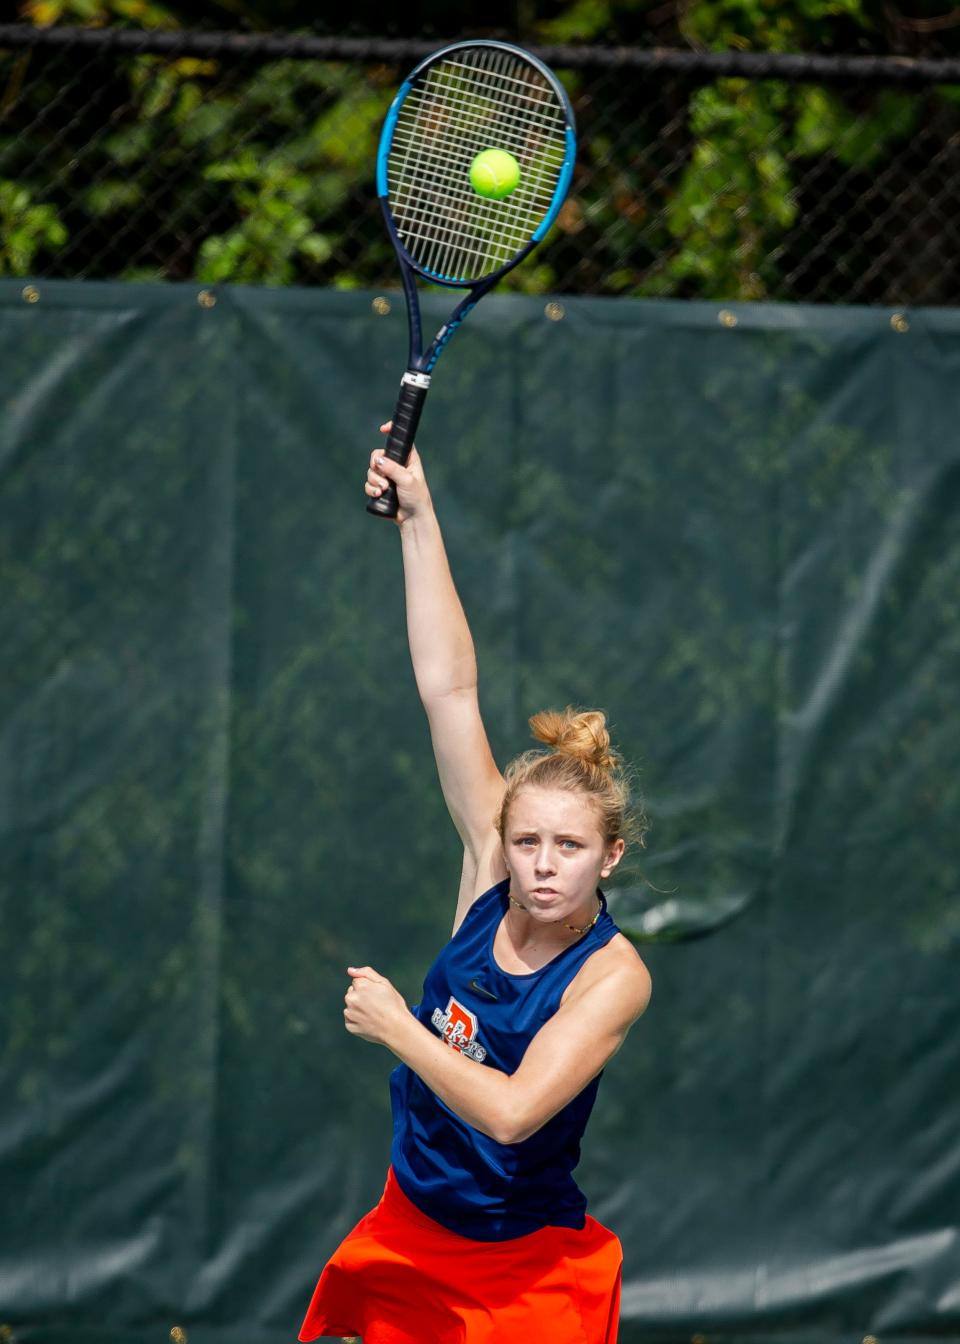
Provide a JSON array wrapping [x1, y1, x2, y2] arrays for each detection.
[[502, 787, 625, 924]]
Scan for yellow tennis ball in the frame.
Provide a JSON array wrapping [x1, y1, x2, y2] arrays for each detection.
[[469, 149, 521, 200]]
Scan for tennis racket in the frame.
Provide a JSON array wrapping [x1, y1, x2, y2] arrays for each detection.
[[367, 39, 576, 518]]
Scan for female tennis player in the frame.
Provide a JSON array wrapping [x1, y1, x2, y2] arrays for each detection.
[[297, 430, 652, 1344]]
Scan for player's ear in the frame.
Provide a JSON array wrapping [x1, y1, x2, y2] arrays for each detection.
[[600, 837, 625, 879]]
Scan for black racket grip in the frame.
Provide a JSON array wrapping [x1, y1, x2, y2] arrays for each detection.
[[367, 376, 429, 519]]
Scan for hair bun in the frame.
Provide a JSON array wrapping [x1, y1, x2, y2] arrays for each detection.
[[528, 707, 620, 771]]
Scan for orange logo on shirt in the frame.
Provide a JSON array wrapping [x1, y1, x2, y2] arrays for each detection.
[[431, 996, 488, 1062]]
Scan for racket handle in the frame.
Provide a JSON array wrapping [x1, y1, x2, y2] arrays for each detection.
[[367, 374, 429, 519]]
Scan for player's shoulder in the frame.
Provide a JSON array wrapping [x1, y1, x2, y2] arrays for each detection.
[[568, 933, 652, 1019], [603, 933, 653, 1007], [595, 928, 649, 973]]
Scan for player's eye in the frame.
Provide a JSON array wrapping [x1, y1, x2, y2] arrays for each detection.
[[560, 840, 581, 850]]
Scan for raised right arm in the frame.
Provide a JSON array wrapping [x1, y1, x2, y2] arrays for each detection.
[[366, 435, 507, 914]]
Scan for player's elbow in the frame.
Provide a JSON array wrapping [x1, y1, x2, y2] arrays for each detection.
[[489, 1097, 542, 1146], [418, 673, 479, 708], [490, 1115, 532, 1145], [505, 1119, 542, 1144]]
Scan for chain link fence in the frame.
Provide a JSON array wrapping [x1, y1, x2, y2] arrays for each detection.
[[2, 24, 960, 303]]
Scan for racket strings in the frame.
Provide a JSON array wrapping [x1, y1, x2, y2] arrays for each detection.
[[445, 55, 557, 99], [391, 112, 561, 211], [387, 45, 568, 282], [392, 117, 559, 276], [391, 76, 557, 273], [439, 61, 564, 133], [393, 95, 563, 174]]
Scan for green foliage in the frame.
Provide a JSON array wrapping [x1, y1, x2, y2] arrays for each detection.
[[0, 0, 950, 297], [536, 0, 627, 42], [649, 2, 918, 299], [680, 0, 873, 51], [198, 153, 333, 284], [0, 180, 67, 274], [794, 85, 918, 166], [664, 80, 796, 298], [114, 54, 392, 283], [658, 70, 921, 297], [23, 0, 179, 28]]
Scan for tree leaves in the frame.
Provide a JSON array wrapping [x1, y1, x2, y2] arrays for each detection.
[[0, 180, 68, 274]]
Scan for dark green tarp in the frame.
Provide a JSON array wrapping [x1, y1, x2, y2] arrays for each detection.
[[1, 282, 958, 1344]]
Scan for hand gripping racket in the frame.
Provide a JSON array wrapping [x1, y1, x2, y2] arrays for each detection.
[[367, 39, 576, 518]]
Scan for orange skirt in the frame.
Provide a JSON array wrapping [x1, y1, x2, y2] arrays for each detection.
[[298, 1167, 622, 1344]]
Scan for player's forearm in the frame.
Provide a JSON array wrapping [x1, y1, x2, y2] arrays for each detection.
[[390, 1012, 524, 1144], [400, 507, 478, 701]]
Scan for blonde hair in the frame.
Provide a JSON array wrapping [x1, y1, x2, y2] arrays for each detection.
[[496, 708, 646, 850]]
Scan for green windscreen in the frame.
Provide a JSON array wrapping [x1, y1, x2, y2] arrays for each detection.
[[1, 282, 957, 1344]]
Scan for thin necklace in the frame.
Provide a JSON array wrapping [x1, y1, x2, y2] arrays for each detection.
[[508, 893, 602, 936]]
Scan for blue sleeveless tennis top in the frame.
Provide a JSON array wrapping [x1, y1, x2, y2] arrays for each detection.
[[389, 878, 620, 1241]]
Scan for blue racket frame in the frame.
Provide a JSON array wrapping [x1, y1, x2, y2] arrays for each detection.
[[368, 39, 577, 518]]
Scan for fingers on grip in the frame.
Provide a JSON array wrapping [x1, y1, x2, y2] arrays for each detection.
[[367, 481, 400, 518], [366, 445, 401, 515], [366, 383, 425, 518]]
